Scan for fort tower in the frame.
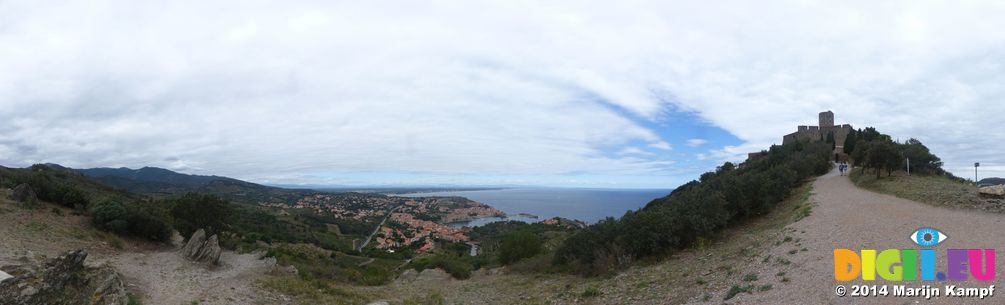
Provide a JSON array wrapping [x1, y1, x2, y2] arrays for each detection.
[[819, 111, 834, 128]]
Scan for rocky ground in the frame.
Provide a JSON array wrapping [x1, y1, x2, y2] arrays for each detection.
[[0, 189, 289, 305]]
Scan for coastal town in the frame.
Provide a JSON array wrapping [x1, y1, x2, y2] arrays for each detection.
[[259, 192, 505, 252]]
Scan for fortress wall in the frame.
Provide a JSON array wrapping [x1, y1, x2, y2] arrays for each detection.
[[778, 112, 852, 148]]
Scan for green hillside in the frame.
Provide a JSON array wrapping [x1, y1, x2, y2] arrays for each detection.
[[76, 166, 314, 204]]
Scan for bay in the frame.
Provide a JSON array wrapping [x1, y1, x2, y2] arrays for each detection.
[[401, 188, 672, 227]]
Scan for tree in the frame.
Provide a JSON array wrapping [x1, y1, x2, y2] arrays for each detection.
[[170, 193, 233, 238], [901, 138, 943, 174], [860, 127, 881, 142], [499, 230, 543, 265], [843, 129, 858, 154], [865, 141, 901, 178], [850, 140, 869, 167], [554, 141, 833, 274]]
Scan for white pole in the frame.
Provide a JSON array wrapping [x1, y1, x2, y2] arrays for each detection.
[[906, 157, 910, 176]]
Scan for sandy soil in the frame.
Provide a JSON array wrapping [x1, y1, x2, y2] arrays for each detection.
[[738, 166, 1005, 304]]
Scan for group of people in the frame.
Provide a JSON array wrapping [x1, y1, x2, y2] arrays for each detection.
[[838, 161, 850, 176]]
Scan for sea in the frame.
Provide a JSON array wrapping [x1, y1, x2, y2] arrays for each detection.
[[400, 188, 672, 227]]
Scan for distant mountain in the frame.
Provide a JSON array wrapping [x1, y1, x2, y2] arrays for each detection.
[[75, 166, 315, 204], [978, 177, 1005, 187], [78, 167, 236, 192]]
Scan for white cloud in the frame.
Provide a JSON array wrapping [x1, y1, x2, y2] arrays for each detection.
[[648, 141, 673, 150], [618, 147, 655, 156], [686, 139, 708, 147], [1, 0, 1005, 184]]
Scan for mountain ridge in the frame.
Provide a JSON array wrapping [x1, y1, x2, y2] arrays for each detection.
[[70, 165, 316, 204]]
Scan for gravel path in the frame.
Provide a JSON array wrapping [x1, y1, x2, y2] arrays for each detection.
[[744, 166, 1005, 304]]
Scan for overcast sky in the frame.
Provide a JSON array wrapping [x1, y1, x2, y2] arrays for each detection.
[[1, 1, 1004, 188]]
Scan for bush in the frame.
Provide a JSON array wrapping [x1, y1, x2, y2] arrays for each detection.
[[126, 204, 173, 241], [581, 287, 601, 298], [411, 255, 475, 280], [90, 200, 129, 234], [554, 141, 833, 274], [14, 170, 91, 209], [498, 230, 542, 265], [724, 284, 753, 300]]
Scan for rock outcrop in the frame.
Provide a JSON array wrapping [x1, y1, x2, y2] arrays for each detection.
[[979, 185, 1005, 198], [9, 183, 38, 207], [181, 229, 222, 265], [396, 268, 453, 284], [0, 250, 128, 305]]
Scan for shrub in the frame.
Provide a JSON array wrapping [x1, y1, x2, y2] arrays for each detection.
[[411, 255, 474, 280], [90, 200, 129, 234], [724, 284, 753, 300], [498, 230, 542, 265], [170, 193, 232, 238], [126, 205, 173, 241], [127, 294, 143, 305], [554, 141, 833, 274]]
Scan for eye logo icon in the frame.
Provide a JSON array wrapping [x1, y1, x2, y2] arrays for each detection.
[[910, 227, 947, 247]]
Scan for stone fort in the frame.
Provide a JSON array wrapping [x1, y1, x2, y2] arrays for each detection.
[[749, 110, 853, 160], [783, 110, 853, 146]]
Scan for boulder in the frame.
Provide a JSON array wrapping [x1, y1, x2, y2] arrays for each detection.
[[195, 234, 222, 263], [9, 183, 38, 207], [181, 229, 207, 258], [181, 229, 221, 265], [0, 250, 128, 305], [979, 185, 1005, 198]]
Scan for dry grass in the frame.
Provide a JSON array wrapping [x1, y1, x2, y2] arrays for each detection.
[[850, 169, 1005, 213], [259, 275, 378, 305]]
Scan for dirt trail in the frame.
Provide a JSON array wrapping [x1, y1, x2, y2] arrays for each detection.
[[94, 250, 286, 305], [744, 167, 1005, 304]]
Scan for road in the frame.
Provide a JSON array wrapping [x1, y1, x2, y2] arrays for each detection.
[[357, 205, 402, 252]]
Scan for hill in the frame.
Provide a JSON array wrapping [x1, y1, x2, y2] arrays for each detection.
[[78, 166, 235, 192], [75, 166, 313, 204], [978, 177, 1005, 187]]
